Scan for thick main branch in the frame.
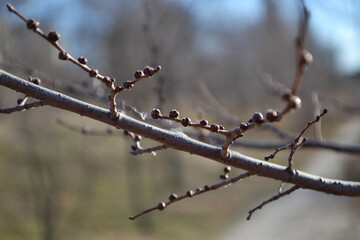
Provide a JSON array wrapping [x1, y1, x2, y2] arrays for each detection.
[[1, 69, 360, 196]]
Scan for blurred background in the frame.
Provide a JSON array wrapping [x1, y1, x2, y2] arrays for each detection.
[[0, 0, 360, 239]]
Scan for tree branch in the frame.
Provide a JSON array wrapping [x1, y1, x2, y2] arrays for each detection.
[[1, 69, 360, 196], [0, 100, 43, 114], [247, 185, 300, 220]]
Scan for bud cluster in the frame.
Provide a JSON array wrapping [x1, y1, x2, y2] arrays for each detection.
[[150, 108, 227, 135]]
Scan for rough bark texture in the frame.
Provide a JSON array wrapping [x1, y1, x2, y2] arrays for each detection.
[[1, 69, 360, 196]]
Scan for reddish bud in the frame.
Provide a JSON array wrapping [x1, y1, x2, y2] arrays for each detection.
[[200, 120, 208, 126], [289, 95, 302, 109], [58, 51, 69, 60], [265, 109, 278, 122], [31, 77, 41, 85], [224, 166, 231, 173], [169, 193, 178, 201], [239, 122, 248, 131], [26, 19, 39, 30], [169, 109, 180, 119], [143, 66, 154, 75], [89, 69, 98, 78], [48, 31, 60, 42], [114, 86, 122, 92], [252, 112, 264, 124], [78, 56, 88, 64], [102, 76, 111, 84], [134, 135, 142, 141], [134, 70, 144, 79], [210, 123, 220, 132], [151, 108, 161, 119], [281, 89, 292, 101], [181, 117, 191, 127], [123, 81, 133, 89], [154, 65, 161, 72], [157, 202, 166, 211], [220, 174, 228, 180]]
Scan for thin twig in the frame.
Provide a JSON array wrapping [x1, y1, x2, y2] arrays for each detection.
[[247, 185, 300, 220], [265, 109, 328, 162], [129, 171, 254, 220], [0, 101, 43, 114], [6, 3, 161, 120], [130, 144, 168, 155]]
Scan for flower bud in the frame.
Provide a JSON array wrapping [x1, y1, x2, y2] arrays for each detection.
[[169, 109, 180, 119], [169, 193, 178, 201], [151, 108, 161, 119], [89, 69, 99, 78], [26, 19, 39, 30], [181, 117, 191, 127], [252, 112, 264, 124], [289, 95, 302, 109], [224, 166, 231, 173], [210, 124, 220, 132], [143, 66, 154, 75], [200, 120, 208, 126], [239, 122, 248, 131], [31, 77, 41, 85], [300, 50, 313, 66], [78, 56, 88, 64], [134, 70, 144, 79], [186, 190, 194, 197], [265, 109, 278, 122], [58, 51, 69, 60], [48, 31, 60, 42], [157, 202, 166, 211], [123, 81, 133, 89]]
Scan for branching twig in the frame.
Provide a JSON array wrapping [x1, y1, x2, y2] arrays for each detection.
[[0, 100, 43, 114], [123, 130, 168, 155], [247, 185, 300, 220], [129, 171, 254, 220], [130, 144, 168, 155], [6, 3, 161, 120], [265, 109, 328, 170]]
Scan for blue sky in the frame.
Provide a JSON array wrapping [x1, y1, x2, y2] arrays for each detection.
[[179, 0, 360, 74], [4, 0, 360, 74]]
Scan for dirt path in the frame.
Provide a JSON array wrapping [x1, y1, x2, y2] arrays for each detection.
[[219, 119, 360, 240]]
